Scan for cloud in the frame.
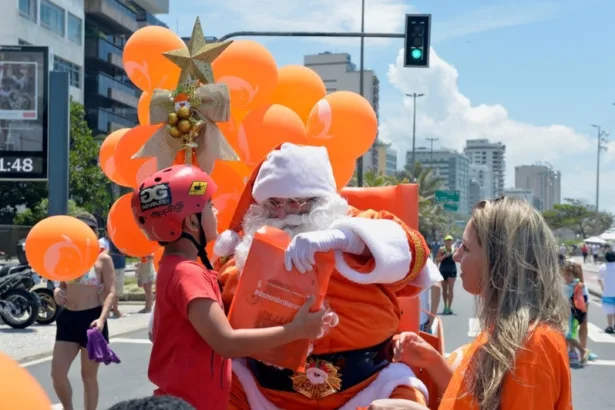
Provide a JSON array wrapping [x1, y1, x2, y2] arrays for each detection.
[[379, 48, 597, 204]]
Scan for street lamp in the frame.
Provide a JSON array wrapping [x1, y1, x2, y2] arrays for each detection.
[[426, 137, 438, 166], [356, 0, 366, 187], [591, 124, 609, 213], [405, 92, 425, 179]]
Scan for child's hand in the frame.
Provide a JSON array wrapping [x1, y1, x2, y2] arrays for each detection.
[[393, 331, 440, 368], [289, 296, 326, 339]]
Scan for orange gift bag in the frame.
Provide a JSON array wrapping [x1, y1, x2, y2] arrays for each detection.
[[227, 226, 335, 371]]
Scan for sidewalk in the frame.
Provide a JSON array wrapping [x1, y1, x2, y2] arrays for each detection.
[[0, 303, 150, 363], [569, 256, 603, 298]]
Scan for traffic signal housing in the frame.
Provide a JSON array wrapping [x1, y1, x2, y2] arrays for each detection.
[[404, 14, 431, 68]]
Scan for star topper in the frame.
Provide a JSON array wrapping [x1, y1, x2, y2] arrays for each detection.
[[162, 17, 232, 85]]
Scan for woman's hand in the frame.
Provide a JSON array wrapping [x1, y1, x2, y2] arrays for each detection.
[[90, 318, 105, 332], [393, 331, 440, 368], [53, 288, 67, 306]]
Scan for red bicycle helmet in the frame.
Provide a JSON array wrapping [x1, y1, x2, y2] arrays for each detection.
[[131, 165, 217, 243]]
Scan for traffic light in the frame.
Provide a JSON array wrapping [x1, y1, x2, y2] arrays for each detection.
[[404, 14, 431, 68]]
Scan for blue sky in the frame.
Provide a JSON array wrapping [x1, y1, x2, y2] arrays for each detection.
[[162, 0, 615, 212]]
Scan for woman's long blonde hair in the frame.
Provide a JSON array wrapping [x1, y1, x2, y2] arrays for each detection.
[[467, 196, 569, 409]]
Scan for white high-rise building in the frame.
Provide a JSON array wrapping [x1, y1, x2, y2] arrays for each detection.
[[469, 163, 494, 199], [464, 139, 506, 196], [515, 164, 561, 211], [304, 52, 380, 171], [1, 0, 85, 102]]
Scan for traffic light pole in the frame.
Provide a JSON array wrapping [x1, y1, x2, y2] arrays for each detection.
[[217, 30, 405, 187]]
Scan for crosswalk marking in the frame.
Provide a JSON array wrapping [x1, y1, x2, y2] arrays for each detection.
[[467, 318, 615, 344], [587, 323, 615, 344], [110, 337, 151, 345]]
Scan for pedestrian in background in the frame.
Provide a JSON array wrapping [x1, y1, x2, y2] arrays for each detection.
[[598, 250, 615, 333], [107, 232, 126, 318], [136, 254, 155, 314]]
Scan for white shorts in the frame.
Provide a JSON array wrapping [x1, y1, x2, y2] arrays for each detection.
[[602, 302, 615, 315]]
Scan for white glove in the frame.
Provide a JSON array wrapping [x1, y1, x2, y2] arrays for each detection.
[[284, 229, 365, 273]]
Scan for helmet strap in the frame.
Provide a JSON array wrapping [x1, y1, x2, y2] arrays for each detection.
[[180, 212, 213, 270]]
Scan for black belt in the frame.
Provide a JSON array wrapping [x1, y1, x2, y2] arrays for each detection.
[[248, 338, 393, 393]]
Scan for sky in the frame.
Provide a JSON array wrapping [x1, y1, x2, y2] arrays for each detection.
[[160, 0, 615, 213]]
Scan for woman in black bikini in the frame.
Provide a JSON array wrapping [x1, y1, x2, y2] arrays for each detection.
[[436, 235, 457, 315], [51, 212, 116, 410]]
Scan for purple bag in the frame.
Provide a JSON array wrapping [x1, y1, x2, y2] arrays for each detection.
[[86, 328, 121, 365]]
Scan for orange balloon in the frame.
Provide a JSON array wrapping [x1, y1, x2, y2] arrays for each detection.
[[211, 160, 251, 232], [0, 352, 52, 408], [271, 65, 326, 124], [107, 194, 159, 257], [123, 26, 185, 92], [115, 125, 161, 189], [100, 128, 130, 187], [25, 216, 100, 281], [306, 91, 378, 158], [236, 105, 308, 166], [212, 40, 278, 112], [138, 91, 151, 125], [330, 155, 357, 190]]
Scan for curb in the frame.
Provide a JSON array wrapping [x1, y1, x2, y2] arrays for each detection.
[[588, 287, 603, 299], [17, 323, 150, 364]]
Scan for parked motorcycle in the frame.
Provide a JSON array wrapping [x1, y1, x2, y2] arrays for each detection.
[[0, 239, 60, 326], [0, 270, 40, 329]]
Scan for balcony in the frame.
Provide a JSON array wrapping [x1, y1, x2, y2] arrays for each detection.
[[93, 108, 136, 135], [85, 38, 124, 70], [132, 0, 169, 14], [95, 73, 139, 108], [85, 0, 139, 35], [136, 10, 168, 28]]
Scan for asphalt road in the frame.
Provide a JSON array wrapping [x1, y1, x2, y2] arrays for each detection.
[[22, 282, 615, 409]]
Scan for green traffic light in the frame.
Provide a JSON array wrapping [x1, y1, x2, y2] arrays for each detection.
[[411, 49, 422, 59]]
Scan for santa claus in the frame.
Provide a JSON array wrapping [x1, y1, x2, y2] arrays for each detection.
[[213, 143, 440, 410]]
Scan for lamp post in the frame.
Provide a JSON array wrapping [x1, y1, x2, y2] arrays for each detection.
[[356, 0, 366, 187], [405, 92, 424, 179], [426, 137, 438, 166], [591, 124, 609, 214]]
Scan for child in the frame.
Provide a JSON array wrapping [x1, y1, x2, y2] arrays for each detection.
[[598, 250, 615, 333], [561, 263, 588, 364], [131, 165, 326, 410]]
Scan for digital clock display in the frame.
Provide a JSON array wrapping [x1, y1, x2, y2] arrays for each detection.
[[0, 156, 45, 177]]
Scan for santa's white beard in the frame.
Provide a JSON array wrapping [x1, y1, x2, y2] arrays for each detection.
[[234, 194, 349, 271]]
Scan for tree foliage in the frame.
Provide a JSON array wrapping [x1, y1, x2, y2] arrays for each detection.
[[0, 101, 112, 225], [13, 198, 86, 226], [542, 198, 614, 238]]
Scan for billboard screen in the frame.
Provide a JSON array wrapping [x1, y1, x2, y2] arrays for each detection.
[[0, 45, 49, 180]]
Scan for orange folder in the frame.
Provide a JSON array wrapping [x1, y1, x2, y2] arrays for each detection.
[[227, 226, 335, 372]]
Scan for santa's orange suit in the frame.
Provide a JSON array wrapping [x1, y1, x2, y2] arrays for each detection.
[[214, 144, 436, 410]]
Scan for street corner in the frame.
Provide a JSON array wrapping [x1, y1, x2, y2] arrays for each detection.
[[1, 305, 152, 363]]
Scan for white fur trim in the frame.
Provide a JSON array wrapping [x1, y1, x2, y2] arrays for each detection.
[[231, 360, 428, 410], [408, 258, 443, 290], [328, 217, 412, 284], [252, 143, 336, 204], [213, 230, 241, 257]]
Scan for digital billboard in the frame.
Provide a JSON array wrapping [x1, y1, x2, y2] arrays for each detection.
[[0, 45, 49, 180]]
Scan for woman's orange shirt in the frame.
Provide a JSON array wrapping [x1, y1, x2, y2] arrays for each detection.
[[439, 324, 572, 410]]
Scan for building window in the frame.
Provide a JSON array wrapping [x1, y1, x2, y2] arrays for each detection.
[[53, 56, 81, 88], [40, 0, 65, 37], [67, 13, 82, 45], [19, 0, 37, 21]]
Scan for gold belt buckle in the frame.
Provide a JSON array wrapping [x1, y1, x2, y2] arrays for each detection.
[[291, 358, 342, 400]]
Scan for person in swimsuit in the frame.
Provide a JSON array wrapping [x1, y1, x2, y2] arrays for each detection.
[[51, 212, 115, 410], [436, 235, 457, 314]]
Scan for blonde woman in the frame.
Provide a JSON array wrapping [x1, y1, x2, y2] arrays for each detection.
[[395, 197, 572, 409]]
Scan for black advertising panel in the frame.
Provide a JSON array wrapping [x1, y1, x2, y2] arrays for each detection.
[[0, 45, 49, 180]]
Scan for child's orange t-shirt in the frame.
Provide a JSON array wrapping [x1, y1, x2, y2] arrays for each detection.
[[439, 324, 572, 410]]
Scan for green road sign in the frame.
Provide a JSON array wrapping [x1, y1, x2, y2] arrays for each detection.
[[435, 190, 460, 203], [443, 203, 459, 212]]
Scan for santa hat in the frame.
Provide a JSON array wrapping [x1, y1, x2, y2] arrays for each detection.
[[213, 143, 337, 257]]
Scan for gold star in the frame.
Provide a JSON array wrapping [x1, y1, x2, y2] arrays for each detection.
[[162, 17, 232, 85]]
